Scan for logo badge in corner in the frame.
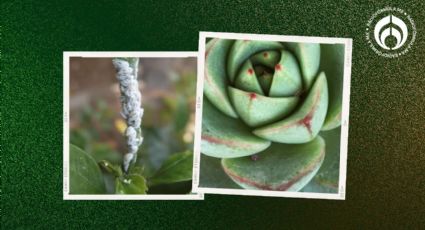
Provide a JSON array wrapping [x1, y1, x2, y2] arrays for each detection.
[[366, 7, 416, 58]]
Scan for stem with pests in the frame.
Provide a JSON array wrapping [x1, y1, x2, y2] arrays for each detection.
[[112, 58, 143, 173]]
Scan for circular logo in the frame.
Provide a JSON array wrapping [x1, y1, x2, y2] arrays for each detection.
[[366, 7, 416, 58]]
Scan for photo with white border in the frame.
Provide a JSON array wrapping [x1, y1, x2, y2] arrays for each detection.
[[192, 32, 352, 200], [64, 52, 203, 200]]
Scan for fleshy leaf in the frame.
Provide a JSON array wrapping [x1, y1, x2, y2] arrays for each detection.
[[253, 72, 328, 143], [320, 44, 345, 130], [199, 154, 241, 189], [228, 87, 299, 127], [285, 42, 320, 90], [222, 136, 325, 191], [227, 40, 283, 82], [269, 50, 303, 97], [250, 50, 281, 68], [253, 65, 274, 93], [149, 151, 193, 186], [257, 72, 273, 94], [204, 38, 238, 118], [70, 144, 106, 194], [234, 60, 264, 95], [115, 174, 148, 194], [253, 65, 269, 75], [302, 127, 341, 193], [201, 98, 271, 158]]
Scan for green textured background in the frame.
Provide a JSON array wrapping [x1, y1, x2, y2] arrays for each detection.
[[2, 0, 424, 228]]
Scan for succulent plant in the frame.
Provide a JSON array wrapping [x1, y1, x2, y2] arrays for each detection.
[[201, 38, 345, 192]]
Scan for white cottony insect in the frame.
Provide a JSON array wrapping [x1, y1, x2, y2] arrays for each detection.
[[112, 58, 143, 173]]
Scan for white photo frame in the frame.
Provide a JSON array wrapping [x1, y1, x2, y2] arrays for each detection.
[[192, 32, 352, 200], [63, 52, 204, 200]]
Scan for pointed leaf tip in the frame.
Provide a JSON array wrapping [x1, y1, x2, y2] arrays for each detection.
[[253, 72, 328, 143], [235, 60, 265, 95], [227, 40, 284, 83], [269, 50, 303, 97], [285, 42, 320, 90], [228, 87, 299, 127]]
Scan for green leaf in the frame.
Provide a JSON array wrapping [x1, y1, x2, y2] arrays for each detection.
[[222, 136, 325, 191], [253, 72, 328, 143], [129, 166, 145, 176], [234, 60, 264, 95], [250, 50, 281, 68], [69, 144, 106, 194], [149, 151, 193, 186], [285, 42, 320, 90], [257, 72, 273, 94], [204, 38, 238, 118], [228, 86, 299, 127], [201, 98, 271, 158], [302, 128, 341, 193], [269, 50, 303, 97], [227, 40, 283, 82], [99, 160, 123, 177], [320, 44, 345, 130], [115, 174, 148, 194], [199, 154, 241, 189]]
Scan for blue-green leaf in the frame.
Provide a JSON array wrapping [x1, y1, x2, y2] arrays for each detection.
[[302, 128, 341, 193], [222, 136, 325, 191], [202, 98, 271, 158], [253, 72, 328, 143], [320, 44, 345, 130]]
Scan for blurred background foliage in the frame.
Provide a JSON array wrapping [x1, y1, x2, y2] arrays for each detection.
[[70, 57, 196, 194]]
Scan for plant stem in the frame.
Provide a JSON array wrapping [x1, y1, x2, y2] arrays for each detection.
[[112, 58, 143, 173]]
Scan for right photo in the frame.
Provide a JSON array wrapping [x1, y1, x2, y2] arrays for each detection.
[[194, 32, 352, 199]]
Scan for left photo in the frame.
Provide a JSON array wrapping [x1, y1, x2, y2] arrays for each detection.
[[63, 52, 203, 200]]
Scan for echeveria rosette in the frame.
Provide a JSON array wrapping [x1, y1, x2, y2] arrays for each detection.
[[202, 38, 344, 192]]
